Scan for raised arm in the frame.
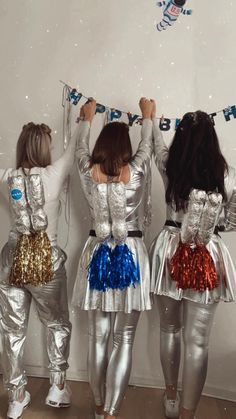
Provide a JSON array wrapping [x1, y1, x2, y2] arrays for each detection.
[[152, 104, 169, 174], [132, 98, 153, 173], [76, 99, 96, 174], [46, 122, 80, 182], [218, 167, 236, 232]]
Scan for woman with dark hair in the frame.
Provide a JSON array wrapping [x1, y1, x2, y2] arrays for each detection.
[[72, 98, 153, 418], [0, 120, 81, 418], [150, 104, 236, 419]]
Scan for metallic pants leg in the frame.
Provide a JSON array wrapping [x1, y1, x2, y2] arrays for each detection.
[[156, 295, 218, 411], [88, 310, 140, 416], [0, 266, 72, 401]]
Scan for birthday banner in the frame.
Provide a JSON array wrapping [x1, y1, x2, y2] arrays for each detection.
[[60, 81, 236, 132]]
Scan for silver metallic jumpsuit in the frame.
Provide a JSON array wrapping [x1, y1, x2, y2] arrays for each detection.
[[150, 119, 236, 411], [0, 126, 79, 401], [72, 119, 153, 416]]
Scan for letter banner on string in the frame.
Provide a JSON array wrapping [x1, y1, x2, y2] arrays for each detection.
[[60, 81, 236, 132]]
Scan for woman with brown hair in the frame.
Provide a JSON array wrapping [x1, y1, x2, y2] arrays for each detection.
[[72, 98, 153, 418], [0, 120, 81, 418]]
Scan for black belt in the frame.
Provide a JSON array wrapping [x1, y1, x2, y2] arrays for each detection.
[[89, 229, 143, 238], [165, 220, 182, 229], [165, 220, 219, 236]]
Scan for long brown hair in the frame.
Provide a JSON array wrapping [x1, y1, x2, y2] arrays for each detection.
[[90, 122, 132, 176], [166, 111, 228, 211], [16, 122, 52, 169]]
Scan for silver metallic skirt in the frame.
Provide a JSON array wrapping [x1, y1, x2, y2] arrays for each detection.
[[150, 226, 236, 304], [72, 236, 151, 313]]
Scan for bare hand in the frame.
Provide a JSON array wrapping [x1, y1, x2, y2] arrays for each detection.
[[83, 99, 97, 122], [139, 97, 153, 119]]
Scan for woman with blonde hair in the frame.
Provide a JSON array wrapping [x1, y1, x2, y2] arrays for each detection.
[[0, 119, 81, 418], [72, 98, 153, 418]]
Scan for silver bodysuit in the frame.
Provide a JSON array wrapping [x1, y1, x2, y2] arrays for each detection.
[[72, 119, 153, 313], [0, 128, 79, 401], [150, 119, 236, 304], [150, 119, 236, 414], [72, 119, 153, 416]]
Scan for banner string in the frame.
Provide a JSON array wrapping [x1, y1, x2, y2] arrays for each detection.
[[59, 80, 236, 126]]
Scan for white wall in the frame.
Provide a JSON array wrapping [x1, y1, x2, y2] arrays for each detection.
[[0, 0, 235, 401]]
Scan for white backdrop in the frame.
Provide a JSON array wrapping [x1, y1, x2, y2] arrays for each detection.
[[0, 0, 236, 401]]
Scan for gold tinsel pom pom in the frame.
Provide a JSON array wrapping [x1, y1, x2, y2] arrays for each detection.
[[10, 231, 53, 287]]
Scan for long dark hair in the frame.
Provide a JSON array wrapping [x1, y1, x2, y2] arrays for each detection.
[[91, 122, 132, 177], [165, 111, 228, 211]]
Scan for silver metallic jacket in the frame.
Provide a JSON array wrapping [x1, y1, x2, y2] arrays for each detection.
[[76, 119, 153, 232]]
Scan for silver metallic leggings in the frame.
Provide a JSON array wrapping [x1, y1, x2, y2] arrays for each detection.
[[0, 266, 72, 401], [88, 310, 140, 416], [156, 295, 218, 411]]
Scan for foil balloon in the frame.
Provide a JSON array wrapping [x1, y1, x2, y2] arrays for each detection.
[[157, 0, 192, 32]]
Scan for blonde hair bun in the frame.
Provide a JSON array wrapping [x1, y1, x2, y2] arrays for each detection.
[[22, 122, 51, 135]]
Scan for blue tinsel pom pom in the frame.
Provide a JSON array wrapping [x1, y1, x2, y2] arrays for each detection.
[[110, 244, 140, 290], [88, 244, 112, 291], [89, 243, 140, 292]]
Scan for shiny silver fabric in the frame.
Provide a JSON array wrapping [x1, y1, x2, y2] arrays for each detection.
[[26, 174, 45, 208], [181, 189, 207, 244], [92, 181, 128, 243], [8, 176, 28, 211], [0, 265, 71, 401], [88, 310, 140, 416], [151, 119, 236, 302], [26, 174, 47, 231], [8, 176, 31, 234], [109, 182, 127, 242], [72, 119, 153, 312], [8, 174, 48, 234], [143, 160, 152, 229], [156, 295, 218, 411], [224, 185, 236, 231], [92, 183, 111, 240], [197, 192, 222, 245]]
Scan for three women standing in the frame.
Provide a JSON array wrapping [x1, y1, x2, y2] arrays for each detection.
[[0, 98, 235, 419]]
